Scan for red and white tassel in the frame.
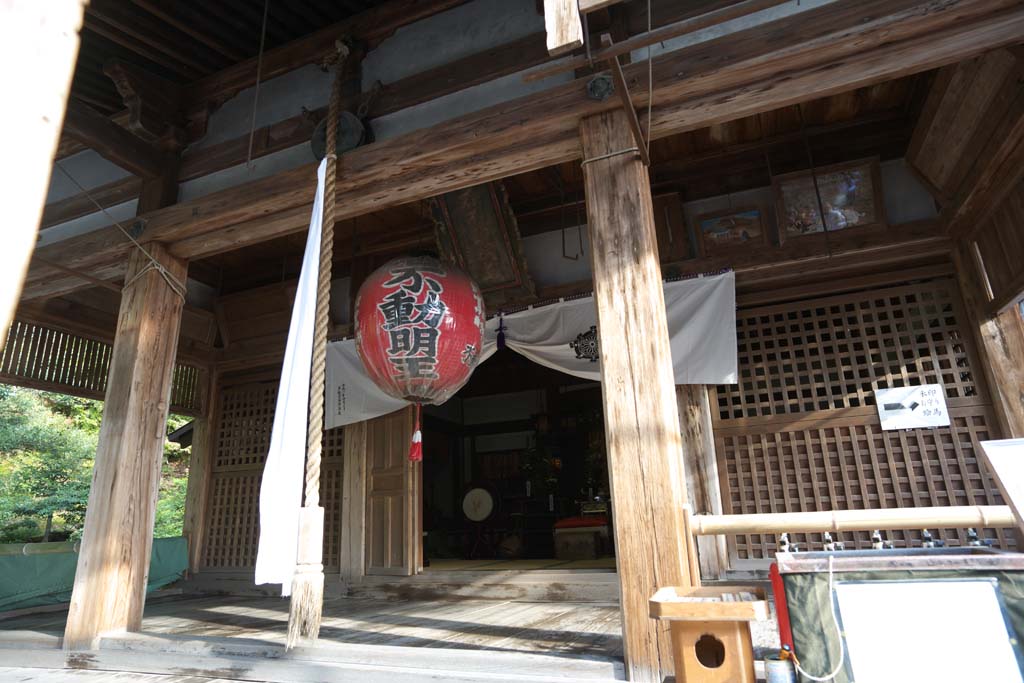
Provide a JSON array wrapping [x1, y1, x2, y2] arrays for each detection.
[[409, 403, 423, 462]]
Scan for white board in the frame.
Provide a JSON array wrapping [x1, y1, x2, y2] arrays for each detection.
[[834, 579, 1023, 683], [979, 438, 1024, 535], [875, 384, 950, 430]]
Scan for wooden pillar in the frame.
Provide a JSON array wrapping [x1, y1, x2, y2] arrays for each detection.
[[64, 243, 187, 651], [1, 0, 87, 341], [580, 109, 692, 683], [954, 243, 1024, 438], [339, 421, 367, 588], [677, 385, 729, 581], [182, 369, 218, 573]]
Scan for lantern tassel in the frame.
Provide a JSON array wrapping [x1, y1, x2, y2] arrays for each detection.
[[409, 403, 423, 462]]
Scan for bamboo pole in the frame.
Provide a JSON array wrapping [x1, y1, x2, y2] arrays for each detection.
[[690, 505, 1015, 535]]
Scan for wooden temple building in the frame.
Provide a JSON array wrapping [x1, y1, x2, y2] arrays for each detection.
[[2, 0, 1024, 681]]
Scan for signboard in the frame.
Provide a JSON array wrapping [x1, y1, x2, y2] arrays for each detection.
[[875, 384, 950, 430], [835, 579, 1024, 683]]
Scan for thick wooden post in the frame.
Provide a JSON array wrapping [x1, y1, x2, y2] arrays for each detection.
[[64, 243, 187, 651], [581, 109, 692, 683], [954, 243, 1024, 437], [182, 370, 218, 573], [677, 385, 729, 580]]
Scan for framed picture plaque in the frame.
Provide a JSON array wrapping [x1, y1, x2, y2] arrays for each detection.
[[693, 206, 767, 257], [773, 157, 886, 241]]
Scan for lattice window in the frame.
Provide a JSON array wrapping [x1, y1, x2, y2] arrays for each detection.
[[0, 319, 202, 415], [322, 465, 344, 569], [212, 383, 278, 471], [712, 279, 1013, 565], [323, 425, 345, 460], [202, 381, 346, 570], [202, 471, 262, 569], [717, 281, 979, 420], [720, 406, 1009, 560], [322, 426, 345, 569]]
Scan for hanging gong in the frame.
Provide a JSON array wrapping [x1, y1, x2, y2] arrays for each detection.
[[311, 110, 365, 160]]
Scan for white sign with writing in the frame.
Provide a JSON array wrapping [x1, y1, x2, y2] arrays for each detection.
[[875, 384, 950, 430]]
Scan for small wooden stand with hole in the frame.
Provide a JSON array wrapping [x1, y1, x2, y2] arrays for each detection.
[[649, 586, 768, 683]]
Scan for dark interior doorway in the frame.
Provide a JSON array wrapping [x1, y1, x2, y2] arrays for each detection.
[[421, 349, 614, 568]]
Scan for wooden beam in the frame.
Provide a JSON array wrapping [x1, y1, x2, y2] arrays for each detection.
[[953, 242, 1024, 438], [543, 0, 584, 57], [906, 48, 1024, 237], [677, 385, 728, 581], [41, 176, 140, 228], [25, 0, 1024, 299], [63, 100, 164, 177], [64, 243, 188, 651], [581, 108, 691, 683], [186, 0, 471, 113], [579, 0, 623, 13], [0, 0, 87, 345], [526, 0, 792, 82], [600, 34, 650, 166]]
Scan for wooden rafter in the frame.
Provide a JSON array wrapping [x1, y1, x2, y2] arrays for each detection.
[[86, 0, 222, 76], [185, 0, 471, 113], [126, 0, 245, 63]]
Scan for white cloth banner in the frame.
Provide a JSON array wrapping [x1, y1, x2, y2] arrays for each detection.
[[326, 271, 736, 428], [254, 160, 326, 594]]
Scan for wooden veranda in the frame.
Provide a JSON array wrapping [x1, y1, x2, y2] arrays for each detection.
[[2, 0, 1024, 681]]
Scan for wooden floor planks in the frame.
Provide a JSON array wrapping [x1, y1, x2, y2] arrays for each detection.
[[0, 594, 624, 658]]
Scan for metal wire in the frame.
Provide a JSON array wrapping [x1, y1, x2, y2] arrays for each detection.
[[245, 0, 271, 170], [53, 162, 186, 301]]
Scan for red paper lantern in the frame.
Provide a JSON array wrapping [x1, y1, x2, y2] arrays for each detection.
[[355, 256, 485, 459]]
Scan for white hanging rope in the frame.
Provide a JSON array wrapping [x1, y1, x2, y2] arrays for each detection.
[[52, 162, 187, 302], [794, 555, 847, 682]]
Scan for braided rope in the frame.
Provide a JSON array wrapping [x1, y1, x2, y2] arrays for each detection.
[[303, 46, 348, 508]]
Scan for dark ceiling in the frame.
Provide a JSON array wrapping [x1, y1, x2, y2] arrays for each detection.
[[73, 0, 389, 115]]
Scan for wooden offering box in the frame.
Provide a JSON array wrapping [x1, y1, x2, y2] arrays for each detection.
[[650, 586, 767, 683]]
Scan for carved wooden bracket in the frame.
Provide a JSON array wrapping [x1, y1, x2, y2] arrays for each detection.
[[104, 59, 187, 150]]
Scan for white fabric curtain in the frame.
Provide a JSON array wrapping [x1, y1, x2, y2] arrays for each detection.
[[254, 160, 326, 594], [325, 270, 736, 429]]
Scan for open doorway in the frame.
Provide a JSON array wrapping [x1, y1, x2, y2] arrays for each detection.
[[420, 349, 614, 571]]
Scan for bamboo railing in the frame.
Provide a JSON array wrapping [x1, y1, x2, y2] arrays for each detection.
[[690, 505, 1016, 535]]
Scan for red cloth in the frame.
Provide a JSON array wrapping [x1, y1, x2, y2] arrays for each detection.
[[770, 562, 794, 650], [554, 515, 608, 529]]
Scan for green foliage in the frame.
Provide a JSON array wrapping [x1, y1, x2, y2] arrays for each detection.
[[0, 389, 96, 542], [0, 388, 192, 543], [43, 393, 104, 435], [154, 462, 188, 538]]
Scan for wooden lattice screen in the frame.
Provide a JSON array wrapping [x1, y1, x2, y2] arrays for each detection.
[[1, 319, 202, 415], [713, 279, 1011, 568], [201, 378, 344, 571]]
